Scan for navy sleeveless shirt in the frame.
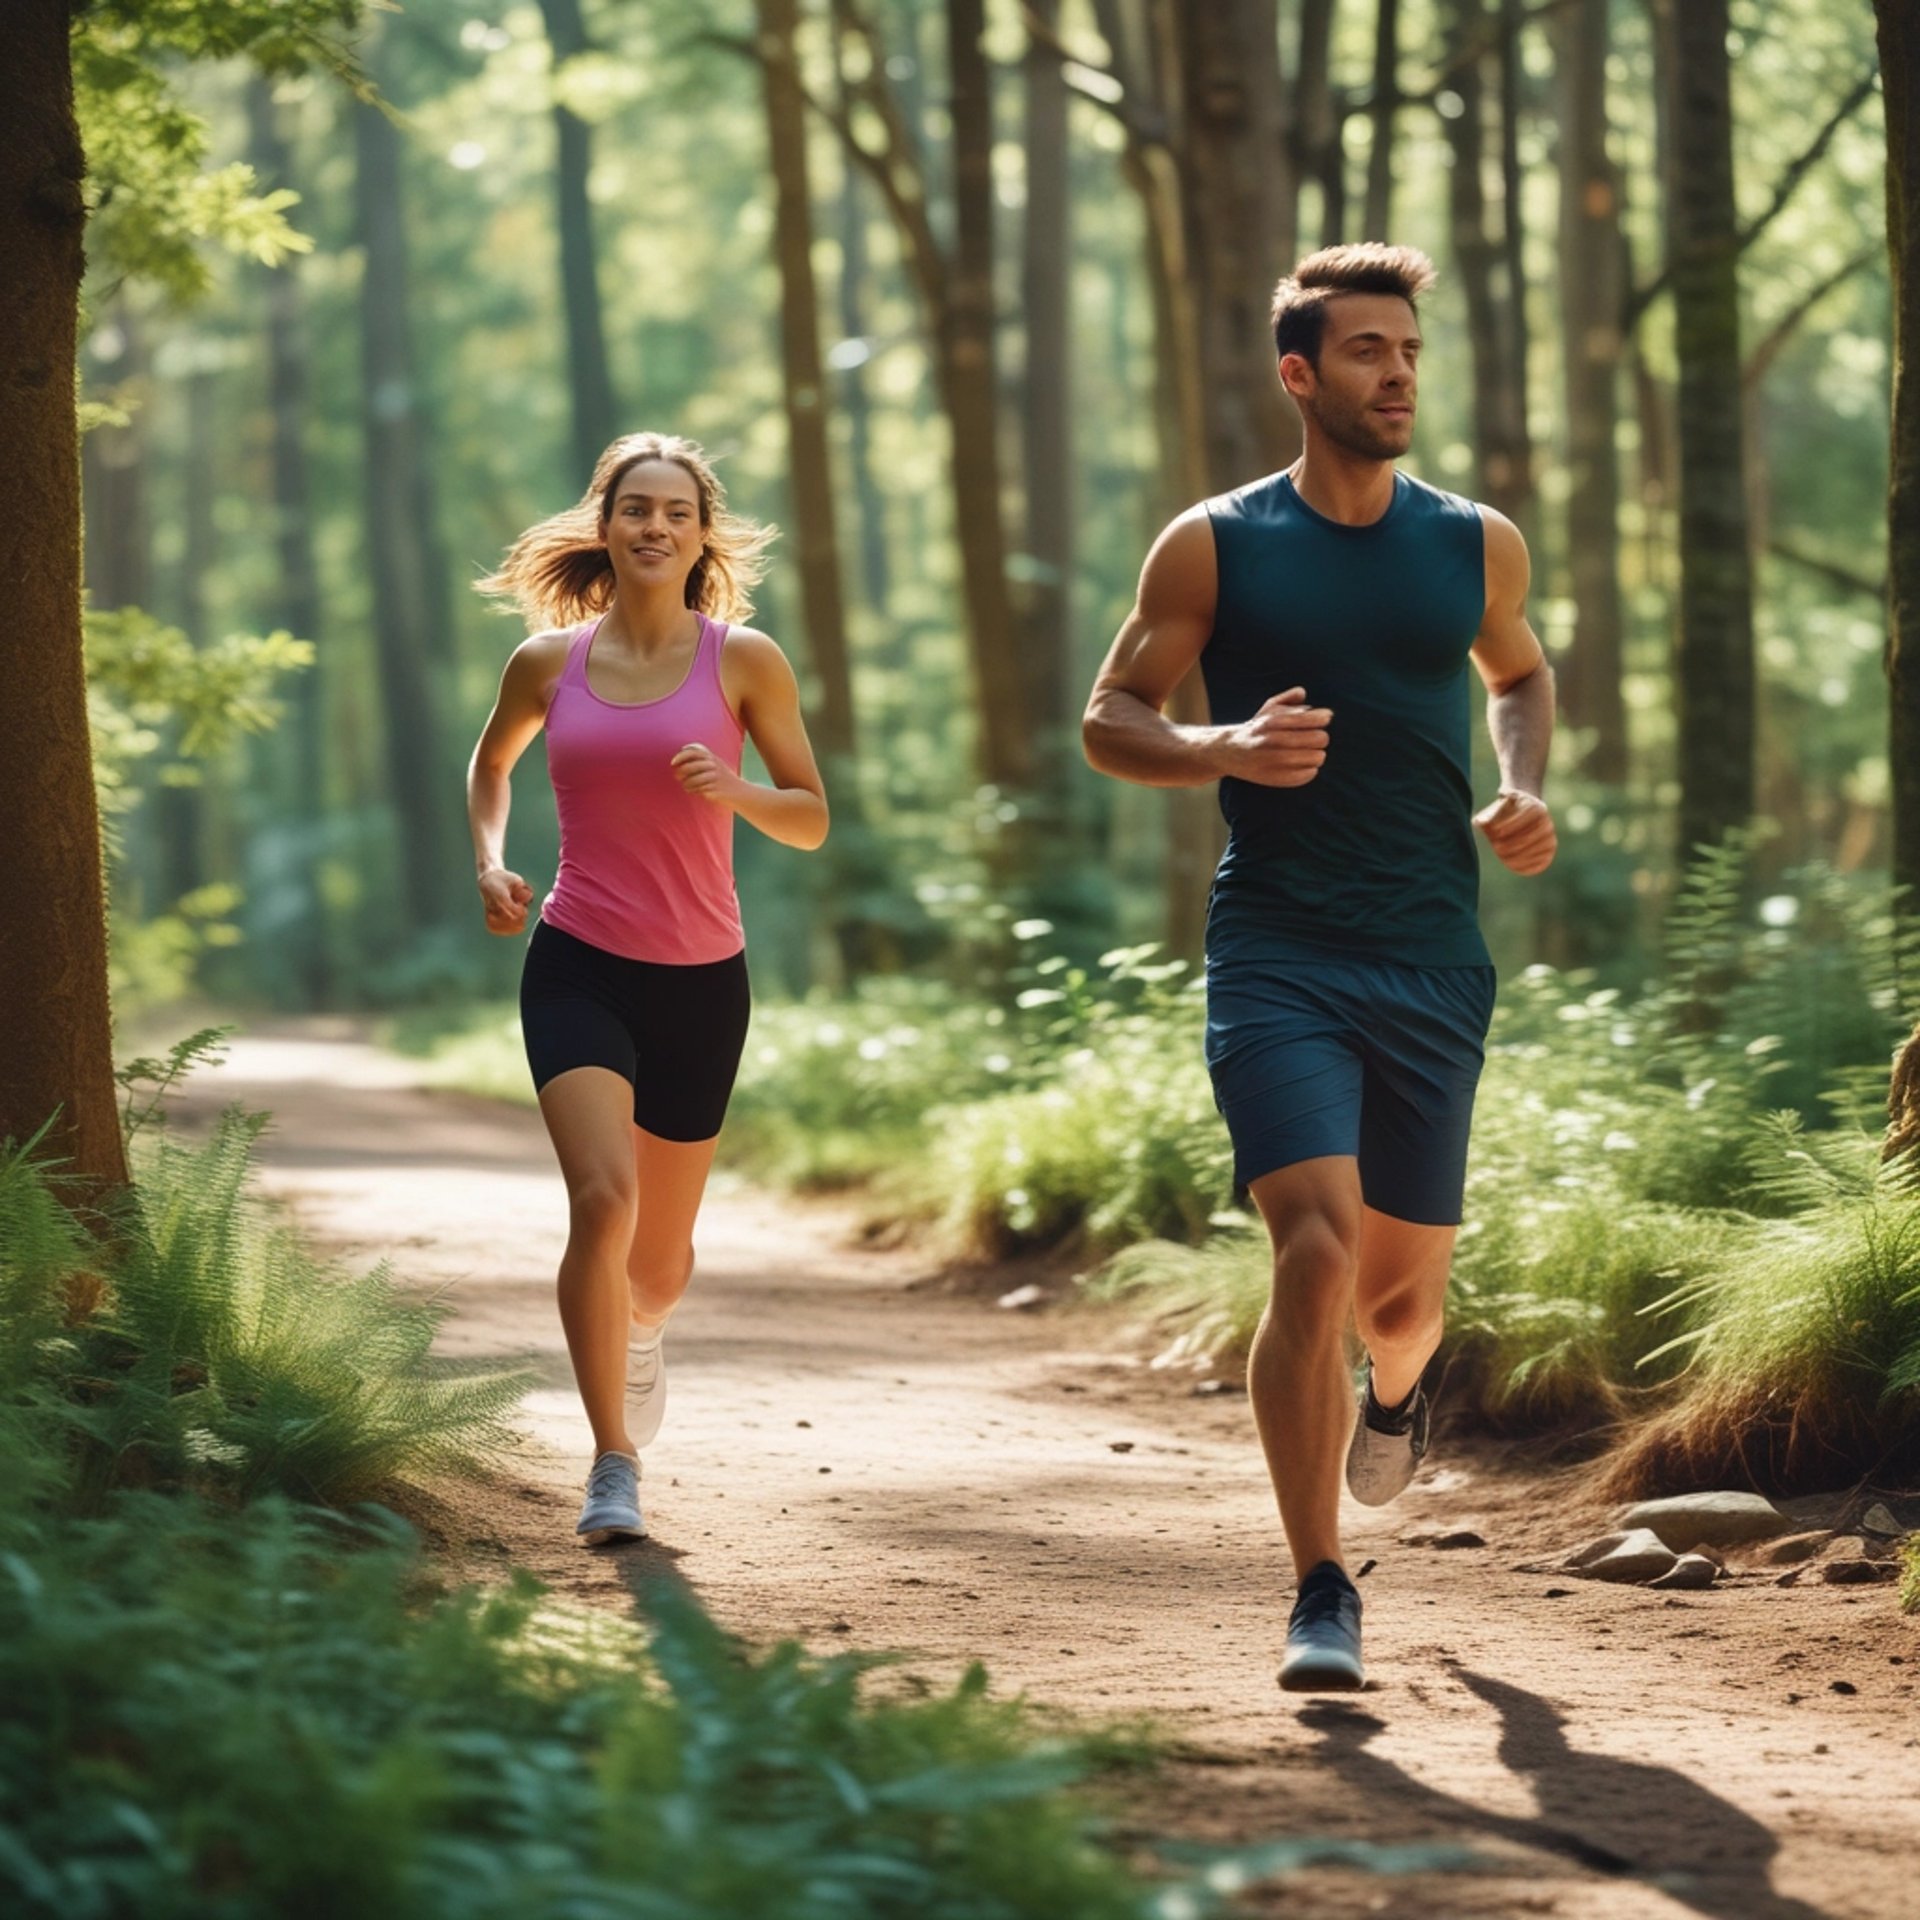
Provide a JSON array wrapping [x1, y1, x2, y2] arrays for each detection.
[[1201, 469, 1491, 969]]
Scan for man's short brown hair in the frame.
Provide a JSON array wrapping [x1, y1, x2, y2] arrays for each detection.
[[1271, 244, 1438, 367]]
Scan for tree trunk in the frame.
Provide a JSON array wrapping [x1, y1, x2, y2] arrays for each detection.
[[1021, 0, 1074, 768], [832, 39, 891, 618], [354, 91, 455, 928], [1667, 0, 1754, 858], [1879, 2, 1920, 920], [160, 365, 216, 905], [1440, 0, 1533, 526], [0, 0, 129, 1190], [248, 75, 331, 1002], [1175, 0, 1299, 493], [1553, 0, 1629, 780], [1364, 0, 1401, 241], [757, 0, 856, 764], [1295, 0, 1343, 246], [943, 0, 1034, 794], [81, 298, 149, 613], [538, 0, 619, 481]]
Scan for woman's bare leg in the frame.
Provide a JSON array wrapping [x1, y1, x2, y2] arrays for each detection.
[[627, 1125, 719, 1328], [537, 1066, 641, 1457]]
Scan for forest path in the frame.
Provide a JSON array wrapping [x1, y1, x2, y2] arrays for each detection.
[[170, 1023, 1918, 1920]]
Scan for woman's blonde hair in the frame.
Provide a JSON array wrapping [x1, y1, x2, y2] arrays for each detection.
[[476, 432, 776, 629]]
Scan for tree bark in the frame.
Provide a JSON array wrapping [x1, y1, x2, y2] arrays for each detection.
[[1879, 2, 1920, 920], [248, 75, 331, 1002], [0, 0, 129, 1190], [1666, 0, 1754, 858], [1021, 0, 1074, 763], [1440, 0, 1534, 526], [1295, 0, 1343, 246], [538, 0, 620, 481], [1552, 0, 1628, 779], [1364, 0, 1401, 241], [942, 0, 1034, 793], [757, 0, 856, 764], [354, 91, 455, 927], [1175, 1, 1299, 495]]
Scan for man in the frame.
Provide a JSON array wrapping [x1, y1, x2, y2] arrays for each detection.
[[1082, 245, 1556, 1692]]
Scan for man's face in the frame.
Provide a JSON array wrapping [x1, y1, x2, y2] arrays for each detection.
[[1280, 294, 1420, 459]]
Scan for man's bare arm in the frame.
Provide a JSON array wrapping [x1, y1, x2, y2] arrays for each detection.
[[1082, 509, 1331, 790], [1470, 508, 1557, 877]]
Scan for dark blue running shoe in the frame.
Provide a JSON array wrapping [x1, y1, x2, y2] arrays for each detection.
[[1280, 1561, 1364, 1692]]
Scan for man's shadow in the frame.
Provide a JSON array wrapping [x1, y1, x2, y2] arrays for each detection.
[[1295, 1666, 1830, 1920]]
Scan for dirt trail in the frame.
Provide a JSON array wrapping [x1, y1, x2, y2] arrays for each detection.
[[171, 1024, 1918, 1920]]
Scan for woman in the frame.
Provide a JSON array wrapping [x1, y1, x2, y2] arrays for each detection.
[[469, 432, 828, 1544]]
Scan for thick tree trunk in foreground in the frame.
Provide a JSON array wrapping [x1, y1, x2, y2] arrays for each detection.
[[1667, 0, 1754, 859], [354, 92, 454, 928], [538, 0, 619, 480], [1554, 0, 1628, 780], [1879, 1, 1920, 920], [1364, 0, 1401, 241], [0, 0, 129, 1190]]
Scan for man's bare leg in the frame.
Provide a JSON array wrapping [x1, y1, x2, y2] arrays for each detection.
[[1247, 1156, 1366, 1579], [1352, 1209, 1457, 1409]]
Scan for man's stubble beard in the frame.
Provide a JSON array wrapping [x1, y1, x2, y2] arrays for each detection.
[[1303, 388, 1412, 462]]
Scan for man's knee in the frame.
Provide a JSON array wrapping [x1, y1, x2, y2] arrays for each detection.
[[1269, 1215, 1359, 1333], [1356, 1285, 1443, 1352]]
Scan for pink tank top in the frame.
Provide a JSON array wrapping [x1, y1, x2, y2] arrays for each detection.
[[539, 612, 746, 965]]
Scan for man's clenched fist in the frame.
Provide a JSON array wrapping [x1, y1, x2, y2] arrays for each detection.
[[1473, 790, 1556, 876], [1223, 687, 1332, 788]]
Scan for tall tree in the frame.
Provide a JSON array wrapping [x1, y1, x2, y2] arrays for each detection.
[[354, 89, 455, 927], [1666, 0, 1754, 857], [1552, 0, 1628, 779], [1879, 0, 1919, 913], [823, 0, 1034, 794], [1021, 0, 1074, 767], [755, 0, 856, 767], [537, 0, 620, 479], [0, 0, 128, 1190], [1439, 0, 1534, 529], [1295, 0, 1343, 245], [1364, 0, 1402, 241], [247, 74, 330, 1000]]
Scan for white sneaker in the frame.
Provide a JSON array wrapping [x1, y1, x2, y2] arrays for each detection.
[[1344, 1371, 1430, 1507], [628, 1327, 668, 1450], [576, 1449, 645, 1543]]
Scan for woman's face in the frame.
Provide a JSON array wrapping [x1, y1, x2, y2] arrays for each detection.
[[601, 459, 705, 595]]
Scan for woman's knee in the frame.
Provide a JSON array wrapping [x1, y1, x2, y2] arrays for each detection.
[[567, 1173, 637, 1245]]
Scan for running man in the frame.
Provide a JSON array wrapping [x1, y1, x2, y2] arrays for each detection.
[[468, 432, 828, 1546], [1082, 246, 1556, 1691]]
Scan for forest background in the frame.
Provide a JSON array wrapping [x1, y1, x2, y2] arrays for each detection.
[[8, 0, 1920, 1484]]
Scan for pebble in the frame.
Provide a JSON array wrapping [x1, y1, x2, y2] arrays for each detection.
[[1108, 1441, 1135, 1453], [1648, 1552, 1719, 1591], [1859, 1502, 1904, 1538], [1429, 1529, 1487, 1550], [1619, 1491, 1792, 1551], [997, 1283, 1046, 1310], [1565, 1527, 1679, 1584], [1753, 1530, 1835, 1566], [1822, 1559, 1898, 1585]]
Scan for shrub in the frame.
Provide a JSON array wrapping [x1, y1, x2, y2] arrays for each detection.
[[1, 1114, 525, 1509]]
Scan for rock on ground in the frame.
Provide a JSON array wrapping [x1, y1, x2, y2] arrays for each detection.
[[1620, 1491, 1792, 1551], [1648, 1552, 1720, 1591], [1565, 1528, 1679, 1583]]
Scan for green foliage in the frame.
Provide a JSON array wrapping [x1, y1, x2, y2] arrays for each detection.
[[0, 1115, 524, 1508], [0, 1473, 1171, 1920], [1902, 1533, 1920, 1617]]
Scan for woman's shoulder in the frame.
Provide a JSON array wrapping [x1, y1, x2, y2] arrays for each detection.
[[502, 625, 582, 707]]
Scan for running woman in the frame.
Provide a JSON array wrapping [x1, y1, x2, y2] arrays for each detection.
[[468, 432, 828, 1545], [1082, 247, 1556, 1691]]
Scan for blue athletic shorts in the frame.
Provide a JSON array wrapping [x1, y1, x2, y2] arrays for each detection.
[[1203, 949, 1497, 1226]]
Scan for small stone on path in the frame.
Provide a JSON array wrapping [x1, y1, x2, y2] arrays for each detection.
[[1822, 1559, 1898, 1585], [1859, 1502, 1903, 1538], [997, 1283, 1046, 1310], [1564, 1527, 1679, 1583], [1429, 1529, 1487, 1550], [1648, 1552, 1719, 1591]]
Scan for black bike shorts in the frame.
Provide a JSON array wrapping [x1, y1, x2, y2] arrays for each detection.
[[519, 917, 751, 1142]]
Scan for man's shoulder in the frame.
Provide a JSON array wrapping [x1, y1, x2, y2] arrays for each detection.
[[1399, 471, 1485, 524]]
